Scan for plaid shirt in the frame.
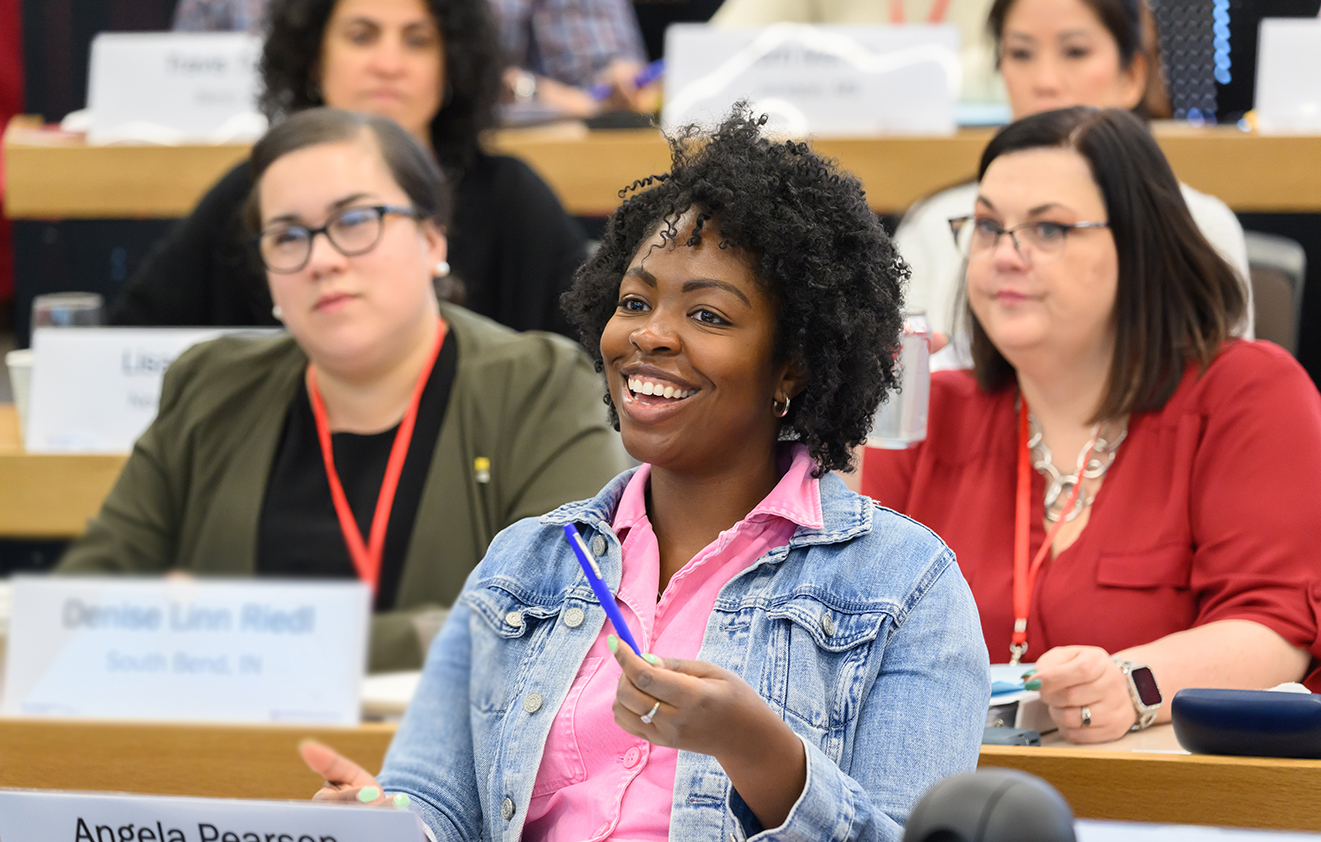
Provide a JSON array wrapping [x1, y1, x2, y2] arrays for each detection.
[[172, 0, 267, 33], [491, 0, 646, 88]]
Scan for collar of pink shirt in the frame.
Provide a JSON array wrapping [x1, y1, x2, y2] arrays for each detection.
[[523, 443, 824, 842]]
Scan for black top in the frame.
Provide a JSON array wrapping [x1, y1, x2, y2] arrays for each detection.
[[256, 333, 458, 612], [109, 152, 587, 337]]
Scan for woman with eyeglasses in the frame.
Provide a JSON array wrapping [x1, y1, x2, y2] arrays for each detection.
[[863, 107, 1321, 744], [58, 108, 631, 673], [110, 0, 588, 336]]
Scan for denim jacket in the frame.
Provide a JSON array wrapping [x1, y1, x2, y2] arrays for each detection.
[[379, 468, 990, 842]]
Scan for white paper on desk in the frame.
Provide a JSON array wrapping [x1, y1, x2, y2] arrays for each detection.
[[25, 327, 275, 453], [663, 24, 960, 136], [0, 790, 428, 842], [86, 32, 264, 144], [1, 576, 370, 725]]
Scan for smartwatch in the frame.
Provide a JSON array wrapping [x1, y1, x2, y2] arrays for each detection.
[[1113, 659, 1162, 730]]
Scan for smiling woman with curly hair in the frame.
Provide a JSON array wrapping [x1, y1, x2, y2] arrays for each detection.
[[300, 106, 989, 841]]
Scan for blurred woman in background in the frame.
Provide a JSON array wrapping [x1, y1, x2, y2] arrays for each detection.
[[115, 0, 587, 336]]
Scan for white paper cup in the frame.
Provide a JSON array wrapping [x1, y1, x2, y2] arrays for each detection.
[[6, 348, 33, 441]]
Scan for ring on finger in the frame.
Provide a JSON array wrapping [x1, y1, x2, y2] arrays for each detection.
[[640, 700, 661, 725], [1080, 705, 1092, 727]]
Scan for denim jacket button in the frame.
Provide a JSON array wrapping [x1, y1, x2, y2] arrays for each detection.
[[563, 607, 585, 628], [501, 797, 515, 821], [504, 611, 524, 629], [591, 535, 607, 557], [523, 693, 544, 713], [820, 612, 836, 637]]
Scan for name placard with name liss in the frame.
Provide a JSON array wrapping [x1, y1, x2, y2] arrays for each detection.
[[25, 327, 274, 454]]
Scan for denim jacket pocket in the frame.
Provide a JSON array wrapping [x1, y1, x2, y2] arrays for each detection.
[[764, 595, 891, 754], [462, 582, 562, 715]]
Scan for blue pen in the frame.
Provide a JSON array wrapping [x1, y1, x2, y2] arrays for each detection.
[[562, 523, 644, 656], [589, 58, 665, 101]]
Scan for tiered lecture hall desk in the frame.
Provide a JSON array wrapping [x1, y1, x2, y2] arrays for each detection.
[[0, 717, 1318, 831], [4, 117, 1321, 832], [5, 115, 1321, 538]]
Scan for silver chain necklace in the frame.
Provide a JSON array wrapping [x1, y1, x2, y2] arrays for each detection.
[[1027, 414, 1128, 522]]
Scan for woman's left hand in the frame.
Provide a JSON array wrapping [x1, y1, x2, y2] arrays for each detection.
[[608, 635, 806, 828], [1030, 646, 1136, 743]]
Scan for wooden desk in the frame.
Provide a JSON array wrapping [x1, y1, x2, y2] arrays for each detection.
[[4, 716, 1319, 830], [8, 117, 1321, 218], [980, 724, 1321, 831], [0, 718, 396, 800], [0, 404, 125, 538]]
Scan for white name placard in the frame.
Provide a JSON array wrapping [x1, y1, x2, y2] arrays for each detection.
[[0, 790, 427, 842], [1255, 19, 1321, 134], [87, 32, 265, 144], [663, 24, 960, 136], [1, 577, 371, 725], [25, 327, 274, 453]]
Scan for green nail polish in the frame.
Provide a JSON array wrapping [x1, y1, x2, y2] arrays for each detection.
[[357, 786, 381, 803], [1021, 669, 1038, 679], [642, 653, 660, 666], [1023, 679, 1042, 691], [392, 793, 411, 809], [606, 634, 618, 653]]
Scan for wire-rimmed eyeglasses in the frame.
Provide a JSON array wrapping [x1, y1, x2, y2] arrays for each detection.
[[256, 204, 424, 274], [948, 215, 1109, 264]]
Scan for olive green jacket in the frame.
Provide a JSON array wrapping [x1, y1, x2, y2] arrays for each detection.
[[58, 304, 631, 671]]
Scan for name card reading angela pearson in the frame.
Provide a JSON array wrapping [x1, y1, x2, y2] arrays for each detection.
[[1, 577, 371, 725], [25, 327, 277, 453], [0, 790, 427, 842]]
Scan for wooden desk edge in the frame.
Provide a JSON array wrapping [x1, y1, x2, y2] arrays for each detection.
[[980, 743, 1321, 830]]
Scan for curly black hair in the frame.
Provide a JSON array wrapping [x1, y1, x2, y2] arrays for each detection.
[[562, 106, 908, 475], [257, 0, 501, 174]]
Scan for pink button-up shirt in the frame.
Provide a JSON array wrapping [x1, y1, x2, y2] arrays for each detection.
[[523, 445, 823, 842]]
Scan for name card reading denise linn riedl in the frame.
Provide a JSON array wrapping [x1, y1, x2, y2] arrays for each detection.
[[86, 32, 263, 144], [0, 790, 427, 842], [25, 327, 278, 453], [1, 577, 370, 725], [662, 23, 960, 137]]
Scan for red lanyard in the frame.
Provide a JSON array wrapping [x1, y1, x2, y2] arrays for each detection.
[[1009, 396, 1094, 665], [889, 0, 950, 24], [305, 321, 447, 593]]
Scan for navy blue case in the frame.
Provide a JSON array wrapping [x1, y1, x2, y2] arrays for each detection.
[[1171, 688, 1321, 758]]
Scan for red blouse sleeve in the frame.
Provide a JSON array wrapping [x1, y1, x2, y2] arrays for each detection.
[[1186, 343, 1321, 673]]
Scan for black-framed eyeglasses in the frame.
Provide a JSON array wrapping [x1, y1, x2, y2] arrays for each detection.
[[255, 204, 424, 273], [948, 215, 1109, 264]]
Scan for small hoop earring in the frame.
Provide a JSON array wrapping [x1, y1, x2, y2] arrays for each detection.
[[434, 260, 450, 278], [271, 304, 283, 321], [773, 395, 790, 418]]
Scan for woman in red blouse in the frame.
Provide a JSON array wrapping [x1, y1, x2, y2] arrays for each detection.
[[864, 106, 1321, 743]]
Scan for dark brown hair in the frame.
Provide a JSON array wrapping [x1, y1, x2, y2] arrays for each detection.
[[257, 0, 502, 175], [987, 0, 1169, 119], [968, 107, 1245, 421], [244, 107, 452, 234]]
